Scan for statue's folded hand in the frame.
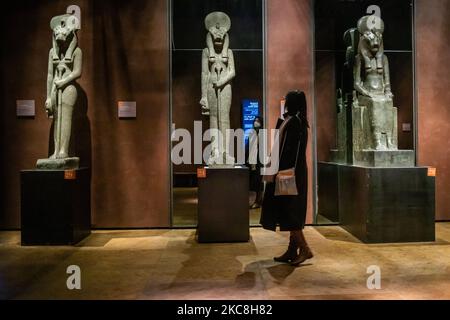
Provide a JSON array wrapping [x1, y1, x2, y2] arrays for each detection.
[[200, 97, 208, 107], [215, 80, 225, 88], [385, 91, 394, 99], [45, 98, 53, 116], [54, 79, 67, 89], [200, 97, 210, 116], [201, 107, 210, 116]]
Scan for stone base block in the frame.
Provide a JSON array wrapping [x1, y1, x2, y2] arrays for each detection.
[[330, 149, 346, 164], [354, 150, 415, 167], [198, 166, 249, 243], [318, 162, 436, 244], [36, 157, 80, 170], [21, 168, 91, 246]]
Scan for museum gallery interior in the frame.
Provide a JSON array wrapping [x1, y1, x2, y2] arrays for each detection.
[[1, 0, 450, 300]]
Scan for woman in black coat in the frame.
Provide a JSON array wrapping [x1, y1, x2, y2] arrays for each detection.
[[260, 90, 313, 266]]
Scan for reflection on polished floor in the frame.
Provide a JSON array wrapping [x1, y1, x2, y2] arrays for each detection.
[[1, 224, 450, 300]]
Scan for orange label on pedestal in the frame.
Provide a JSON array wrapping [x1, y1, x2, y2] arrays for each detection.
[[428, 168, 437, 177], [64, 170, 77, 180], [197, 168, 207, 179]]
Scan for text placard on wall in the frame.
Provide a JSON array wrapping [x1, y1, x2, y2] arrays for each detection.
[[16, 100, 35, 117], [118, 101, 137, 119]]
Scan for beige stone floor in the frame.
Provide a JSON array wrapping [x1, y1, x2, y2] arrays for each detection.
[[1, 224, 450, 300]]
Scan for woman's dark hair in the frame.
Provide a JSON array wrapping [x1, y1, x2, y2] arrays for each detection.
[[285, 90, 309, 128], [253, 116, 263, 128]]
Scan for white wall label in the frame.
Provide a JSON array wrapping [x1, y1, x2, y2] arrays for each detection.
[[16, 100, 35, 117], [402, 123, 412, 132], [118, 101, 137, 119]]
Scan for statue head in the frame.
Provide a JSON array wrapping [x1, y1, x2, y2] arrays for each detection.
[[50, 13, 80, 59], [51, 14, 80, 43], [357, 15, 384, 54], [205, 12, 231, 46]]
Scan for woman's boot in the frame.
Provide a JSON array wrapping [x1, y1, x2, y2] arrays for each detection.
[[274, 234, 298, 263], [291, 231, 314, 266]]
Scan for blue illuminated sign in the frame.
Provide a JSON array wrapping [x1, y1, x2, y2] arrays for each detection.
[[242, 99, 260, 144]]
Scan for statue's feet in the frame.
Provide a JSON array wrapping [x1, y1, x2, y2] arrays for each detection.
[[224, 154, 235, 166], [208, 154, 235, 166], [49, 153, 57, 160], [387, 139, 397, 150], [374, 138, 387, 151], [207, 149, 220, 166], [207, 156, 220, 166], [375, 144, 388, 151], [57, 152, 69, 159]]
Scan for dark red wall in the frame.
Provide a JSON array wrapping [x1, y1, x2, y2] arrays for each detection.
[[267, 0, 314, 224], [416, 0, 450, 221]]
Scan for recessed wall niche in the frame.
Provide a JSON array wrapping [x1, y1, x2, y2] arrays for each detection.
[[314, 0, 415, 224], [170, 0, 265, 227]]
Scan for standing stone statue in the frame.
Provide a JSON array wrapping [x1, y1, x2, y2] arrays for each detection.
[[200, 12, 236, 166], [37, 13, 82, 170]]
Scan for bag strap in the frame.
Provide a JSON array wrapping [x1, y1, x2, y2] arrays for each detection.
[[278, 116, 291, 162], [294, 116, 303, 168]]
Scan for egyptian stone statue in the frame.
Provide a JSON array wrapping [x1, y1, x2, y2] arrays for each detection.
[[200, 12, 236, 166], [331, 14, 414, 167], [353, 15, 397, 152], [37, 13, 82, 170]]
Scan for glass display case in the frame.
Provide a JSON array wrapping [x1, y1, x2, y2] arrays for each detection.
[[170, 0, 265, 227], [314, 0, 416, 225]]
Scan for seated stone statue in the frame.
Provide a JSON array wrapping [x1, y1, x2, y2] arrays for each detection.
[[353, 15, 397, 152], [331, 15, 414, 167]]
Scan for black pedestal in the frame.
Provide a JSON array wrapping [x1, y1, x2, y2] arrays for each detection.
[[21, 168, 91, 246], [318, 162, 435, 244], [318, 162, 340, 222], [198, 167, 249, 243]]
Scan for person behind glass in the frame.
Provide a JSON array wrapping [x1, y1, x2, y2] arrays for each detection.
[[260, 90, 313, 266], [248, 116, 264, 209]]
